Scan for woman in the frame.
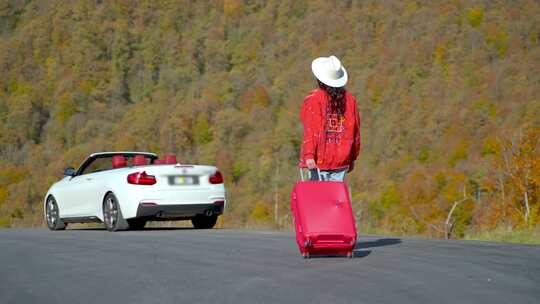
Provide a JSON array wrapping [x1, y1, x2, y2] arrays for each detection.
[[300, 55, 361, 181]]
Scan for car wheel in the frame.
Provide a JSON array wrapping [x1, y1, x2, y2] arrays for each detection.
[[191, 214, 218, 229], [127, 218, 146, 230], [45, 196, 66, 231], [103, 193, 129, 232]]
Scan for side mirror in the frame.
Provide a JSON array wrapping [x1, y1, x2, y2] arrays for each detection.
[[63, 167, 76, 177]]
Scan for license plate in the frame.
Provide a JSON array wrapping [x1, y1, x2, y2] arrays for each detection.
[[168, 175, 199, 185]]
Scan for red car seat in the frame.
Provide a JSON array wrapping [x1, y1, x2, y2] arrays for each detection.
[[165, 154, 177, 164], [154, 159, 166, 165], [133, 155, 147, 166], [112, 155, 127, 168]]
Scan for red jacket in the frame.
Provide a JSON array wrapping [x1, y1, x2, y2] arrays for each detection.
[[300, 89, 361, 170]]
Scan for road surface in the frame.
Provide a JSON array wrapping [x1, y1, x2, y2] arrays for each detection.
[[0, 228, 538, 304]]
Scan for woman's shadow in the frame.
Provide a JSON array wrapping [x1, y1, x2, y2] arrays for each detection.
[[353, 238, 402, 258]]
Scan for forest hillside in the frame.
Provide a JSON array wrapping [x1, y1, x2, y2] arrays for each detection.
[[0, 0, 539, 240]]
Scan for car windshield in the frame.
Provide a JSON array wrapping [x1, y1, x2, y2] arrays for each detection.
[[81, 157, 114, 174], [79, 155, 153, 175]]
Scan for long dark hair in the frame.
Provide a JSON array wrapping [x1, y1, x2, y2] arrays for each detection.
[[318, 80, 346, 116]]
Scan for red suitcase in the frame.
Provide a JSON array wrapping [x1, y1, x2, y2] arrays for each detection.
[[290, 169, 357, 258]]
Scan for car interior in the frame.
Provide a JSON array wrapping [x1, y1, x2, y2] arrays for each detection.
[[76, 153, 178, 175]]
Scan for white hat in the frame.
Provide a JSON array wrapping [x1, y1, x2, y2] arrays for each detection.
[[311, 55, 348, 88]]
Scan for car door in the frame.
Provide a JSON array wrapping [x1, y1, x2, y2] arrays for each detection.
[[79, 170, 108, 217], [57, 156, 112, 218], [56, 174, 91, 218]]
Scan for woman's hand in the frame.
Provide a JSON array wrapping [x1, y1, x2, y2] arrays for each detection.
[[305, 159, 316, 169]]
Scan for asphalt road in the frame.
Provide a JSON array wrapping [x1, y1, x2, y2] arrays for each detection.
[[0, 228, 538, 304]]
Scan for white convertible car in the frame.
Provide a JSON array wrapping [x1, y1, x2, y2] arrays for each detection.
[[44, 152, 226, 231]]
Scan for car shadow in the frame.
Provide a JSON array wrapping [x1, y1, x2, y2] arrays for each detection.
[[138, 227, 196, 231], [65, 227, 106, 231], [65, 227, 219, 231]]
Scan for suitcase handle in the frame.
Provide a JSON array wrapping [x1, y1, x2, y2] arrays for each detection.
[[299, 167, 322, 181]]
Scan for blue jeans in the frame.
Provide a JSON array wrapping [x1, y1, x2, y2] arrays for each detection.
[[309, 168, 347, 182]]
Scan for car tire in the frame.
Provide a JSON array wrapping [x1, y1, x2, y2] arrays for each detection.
[[191, 214, 218, 229], [127, 218, 146, 230], [103, 193, 129, 232], [45, 195, 66, 231]]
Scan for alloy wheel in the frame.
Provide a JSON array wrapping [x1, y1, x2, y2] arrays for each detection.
[[45, 197, 59, 228], [104, 196, 118, 229]]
